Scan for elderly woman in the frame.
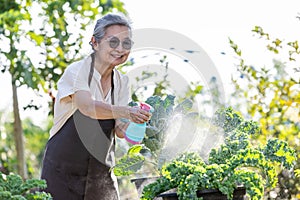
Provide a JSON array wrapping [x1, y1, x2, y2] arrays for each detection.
[[41, 13, 151, 200]]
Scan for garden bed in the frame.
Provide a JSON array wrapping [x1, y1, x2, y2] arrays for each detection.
[[158, 187, 246, 200]]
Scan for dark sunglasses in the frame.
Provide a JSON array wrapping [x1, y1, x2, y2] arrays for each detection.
[[105, 36, 133, 50]]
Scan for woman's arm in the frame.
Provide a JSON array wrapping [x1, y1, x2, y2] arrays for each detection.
[[73, 90, 150, 123]]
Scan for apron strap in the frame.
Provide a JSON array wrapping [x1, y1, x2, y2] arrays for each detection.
[[88, 53, 95, 88]]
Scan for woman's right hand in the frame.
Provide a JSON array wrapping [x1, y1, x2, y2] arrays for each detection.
[[128, 106, 152, 124]]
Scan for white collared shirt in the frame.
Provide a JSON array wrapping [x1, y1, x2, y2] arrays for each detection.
[[49, 55, 130, 138]]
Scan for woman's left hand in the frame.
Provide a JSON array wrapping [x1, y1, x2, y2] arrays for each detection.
[[128, 106, 152, 124]]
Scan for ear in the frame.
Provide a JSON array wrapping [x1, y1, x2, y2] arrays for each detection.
[[91, 36, 98, 46]]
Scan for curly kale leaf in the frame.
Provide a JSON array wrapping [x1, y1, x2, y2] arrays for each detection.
[[113, 154, 145, 176], [262, 138, 296, 169], [0, 172, 51, 199], [212, 107, 243, 134], [113, 145, 146, 176]]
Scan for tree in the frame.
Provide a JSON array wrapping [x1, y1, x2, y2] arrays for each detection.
[[0, 0, 126, 178], [229, 26, 300, 199], [0, 0, 32, 179]]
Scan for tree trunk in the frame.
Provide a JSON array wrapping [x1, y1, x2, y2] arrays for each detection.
[[12, 80, 27, 179]]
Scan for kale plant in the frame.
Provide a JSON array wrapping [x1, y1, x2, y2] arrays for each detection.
[[113, 95, 196, 176], [0, 172, 52, 200], [141, 107, 296, 200]]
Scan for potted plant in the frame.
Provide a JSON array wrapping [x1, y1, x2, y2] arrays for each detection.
[[140, 107, 296, 200]]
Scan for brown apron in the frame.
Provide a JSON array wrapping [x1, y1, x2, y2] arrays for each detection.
[[41, 54, 119, 200]]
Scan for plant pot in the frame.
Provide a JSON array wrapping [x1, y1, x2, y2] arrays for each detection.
[[157, 186, 246, 200], [131, 177, 161, 199]]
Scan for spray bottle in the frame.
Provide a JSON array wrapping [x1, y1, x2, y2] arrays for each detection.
[[125, 102, 154, 144]]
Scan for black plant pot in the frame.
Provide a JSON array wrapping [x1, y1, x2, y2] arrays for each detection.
[[157, 187, 246, 200], [132, 177, 246, 200], [131, 177, 161, 199]]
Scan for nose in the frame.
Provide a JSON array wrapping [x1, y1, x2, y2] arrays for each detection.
[[115, 42, 124, 51]]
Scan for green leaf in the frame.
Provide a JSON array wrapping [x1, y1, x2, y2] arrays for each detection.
[[128, 145, 143, 155], [20, 179, 47, 194], [25, 191, 52, 200], [163, 94, 175, 109], [27, 31, 44, 45], [113, 154, 145, 176]]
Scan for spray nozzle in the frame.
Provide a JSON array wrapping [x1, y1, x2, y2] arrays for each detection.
[[140, 102, 154, 113]]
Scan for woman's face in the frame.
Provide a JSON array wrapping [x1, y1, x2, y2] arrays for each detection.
[[95, 25, 132, 67]]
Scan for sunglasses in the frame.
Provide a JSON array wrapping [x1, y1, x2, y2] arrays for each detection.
[[105, 36, 134, 50]]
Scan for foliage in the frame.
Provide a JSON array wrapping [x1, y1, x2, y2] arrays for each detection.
[[113, 145, 145, 176], [229, 26, 300, 198], [22, 118, 51, 178], [143, 95, 176, 155], [0, 113, 51, 178], [141, 107, 296, 200], [0, 113, 15, 174], [0, 111, 16, 174], [145, 95, 196, 165], [113, 95, 196, 176], [0, 0, 33, 178], [0, 172, 51, 199]]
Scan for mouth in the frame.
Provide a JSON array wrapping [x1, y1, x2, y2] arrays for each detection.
[[111, 54, 124, 59]]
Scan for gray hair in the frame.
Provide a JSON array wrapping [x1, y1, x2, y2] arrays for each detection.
[[92, 13, 132, 43]]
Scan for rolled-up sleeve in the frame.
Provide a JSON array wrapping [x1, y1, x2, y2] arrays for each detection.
[[56, 61, 90, 103]]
